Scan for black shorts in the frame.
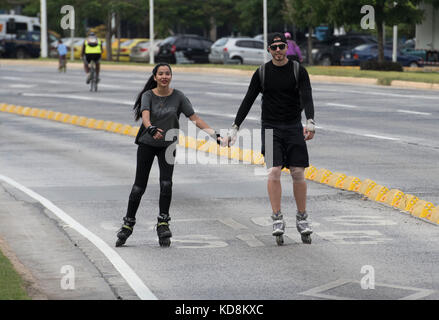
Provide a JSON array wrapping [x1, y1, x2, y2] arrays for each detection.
[[85, 53, 101, 63], [261, 121, 309, 169]]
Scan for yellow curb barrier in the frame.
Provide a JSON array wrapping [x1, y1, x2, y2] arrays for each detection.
[[120, 125, 132, 135], [358, 179, 376, 196], [242, 149, 253, 163], [69, 115, 79, 124], [326, 172, 347, 188], [399, 194, 419, 212], [60, 114, 71, 123], [103, 121, 114, 131], [86, 118, 97, 129], [15, 106, 24, 114], [78, 116, 88, 126], [429, 207, 439, 223], [95, 120, 105, 130], [0, 103, 7, 111], [411, 200, 434, 219], [367, 184, 389, 202], [53, 112, 63, 121], [22, 107, 32, 116], [252, 152, 265, 165], [38, 109, 48, 118], [30, 108, 40, 117], [47, 110, 55, 119], [304, 165, 317, 179], [6, 104, 17, 113], [340, 176, 361, 191], [380, 189, 405, 207], [313, 168, 332, 184]]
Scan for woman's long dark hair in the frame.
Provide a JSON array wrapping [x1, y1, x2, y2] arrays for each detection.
[[133, 63, 172, 121]]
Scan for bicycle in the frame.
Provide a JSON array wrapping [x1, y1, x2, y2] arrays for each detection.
[[89, 60, 98, 92]]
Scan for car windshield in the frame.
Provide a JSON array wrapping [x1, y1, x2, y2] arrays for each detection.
[[161, 37, 176, 45], [213, 38, 228, 47], [121, 39, 134, 46], [354, 44, 374, 51]]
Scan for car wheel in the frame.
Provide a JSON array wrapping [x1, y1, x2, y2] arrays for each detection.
[[231, 57, 243, 64], [320, 56, 332, 66], [409, 62, 418, 68], [16, 48, 29, 59]]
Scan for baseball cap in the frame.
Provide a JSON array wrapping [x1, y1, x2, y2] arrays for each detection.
[[267, 32, 287, 46]]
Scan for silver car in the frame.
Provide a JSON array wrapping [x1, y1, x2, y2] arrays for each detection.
[[209, 37, 266, 65], [130, 39, 163, 63]]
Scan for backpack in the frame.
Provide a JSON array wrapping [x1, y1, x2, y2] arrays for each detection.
[[258, 60, 300, 93]]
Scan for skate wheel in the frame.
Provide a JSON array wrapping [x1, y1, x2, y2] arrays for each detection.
[[159, 237, 171, 247], [276, 235, 284, 246], [301, 234, 312, 244]]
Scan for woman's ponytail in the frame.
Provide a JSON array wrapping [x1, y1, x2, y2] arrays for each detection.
[[133, 63, 172, 121]]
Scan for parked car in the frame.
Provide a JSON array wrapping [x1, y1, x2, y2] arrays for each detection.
[[130, 39, 163, 63], [0, 39, 5, 57], [112, 38, 148, 61], [300, 34, 377, 65], [156, 34, 213, 64], [340, 43, 423, 67], [209, 37, 266, 65], [3, 30, 41, 58]]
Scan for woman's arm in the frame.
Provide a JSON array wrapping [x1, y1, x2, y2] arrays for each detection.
[[189, 113, 221, 143]]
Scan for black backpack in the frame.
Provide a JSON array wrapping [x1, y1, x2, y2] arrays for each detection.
[[258, 60, 300, 93]]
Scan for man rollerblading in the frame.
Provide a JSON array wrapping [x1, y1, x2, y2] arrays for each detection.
[[156, 213, 172, 247], [296, 211, 312, 244], [225, 32, 316, 246], [116, 217, 136, 247], [272, 211, 286, 245]]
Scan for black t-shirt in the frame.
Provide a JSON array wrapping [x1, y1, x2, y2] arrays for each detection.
[[234, 60, 315, 126]]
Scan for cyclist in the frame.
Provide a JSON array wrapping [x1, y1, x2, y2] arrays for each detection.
[[81, 32, 103, 84]]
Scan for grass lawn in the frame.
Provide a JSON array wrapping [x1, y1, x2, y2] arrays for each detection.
[[0, 248, 30, 300], [36, 57, 439, 85]]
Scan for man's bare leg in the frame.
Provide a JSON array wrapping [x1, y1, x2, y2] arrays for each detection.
[[267, 166, 282, 214]]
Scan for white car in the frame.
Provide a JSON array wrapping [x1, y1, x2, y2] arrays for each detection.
[[209, 37, 267, 65], [130, 40, 163, 63]]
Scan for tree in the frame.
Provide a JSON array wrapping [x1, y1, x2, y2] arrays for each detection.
[[283, 0, 329, 65]]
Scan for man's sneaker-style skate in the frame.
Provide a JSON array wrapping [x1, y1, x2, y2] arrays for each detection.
[[271, 212, 286, 246], [115, 217, 136, 247], [156, 213, 172, 247], [296, 211, 312, 244]]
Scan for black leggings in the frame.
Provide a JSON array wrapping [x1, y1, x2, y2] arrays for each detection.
[[126, 144, 176, 219]]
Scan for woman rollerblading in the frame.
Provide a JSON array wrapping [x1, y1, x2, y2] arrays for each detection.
[[115, 63, 223, 248]]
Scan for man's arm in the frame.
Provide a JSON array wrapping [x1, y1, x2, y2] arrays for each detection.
[[81, 42, 85, 58], [233, 70, 261, 128], [299, 66, 315, 140]]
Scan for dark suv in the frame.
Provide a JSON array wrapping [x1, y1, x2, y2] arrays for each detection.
[[156, 34, 213, 64], [301, 34, 377, 65]]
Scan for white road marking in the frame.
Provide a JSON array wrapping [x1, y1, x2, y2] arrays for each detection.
[[314, 87, 439, 100], [9, 84, 37, 88], [205, 92, 243, 98], [316, 230, 392, 245], [323, 215, 397, 226], [236, 234, 265, 247], [172, 235, 228, 249], [326, 103, 359, 109], [363, 134, 400, 141], [397, 109, 432, 116], [0, 174, 157, 300], [219, 218, 248, 230], [210, 81, 249, 87], [300, 279, 435, 300]]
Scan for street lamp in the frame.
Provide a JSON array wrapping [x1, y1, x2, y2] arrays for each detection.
[[40, 0, 48, 58], [149, 0, 154, 65]]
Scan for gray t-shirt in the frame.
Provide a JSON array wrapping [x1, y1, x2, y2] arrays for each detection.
[[137, 88, 195, 147]]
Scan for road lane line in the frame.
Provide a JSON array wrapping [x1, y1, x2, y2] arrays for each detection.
[[219, 218, 248, 230], [326, 103, 359, 109], [0, 174, 157, 300], [397, 109, 432, 116], [314, 87, 439, 100]]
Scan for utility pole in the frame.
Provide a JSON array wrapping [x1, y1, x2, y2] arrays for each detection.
[[263, 0, 268, 62], [149, 0, 155, 65], [40, 0, 48, 58]]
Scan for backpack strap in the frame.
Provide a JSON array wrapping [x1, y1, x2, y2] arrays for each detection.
[[293, 60, 300, 90], [258, 63, 265, 93]]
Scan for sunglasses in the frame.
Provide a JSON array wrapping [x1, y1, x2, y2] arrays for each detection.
[[269, 43, 286, 51]]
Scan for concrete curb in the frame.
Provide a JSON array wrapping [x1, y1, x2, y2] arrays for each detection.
[[1, 102, 438, 226], [2, 59, 439, 90]]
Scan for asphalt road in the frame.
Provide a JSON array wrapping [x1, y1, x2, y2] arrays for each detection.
[[0, 63, 438, 300]]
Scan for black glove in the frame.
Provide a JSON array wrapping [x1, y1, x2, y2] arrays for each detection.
[[146, 125, 158, 137], [215, 133, 221, 145]]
